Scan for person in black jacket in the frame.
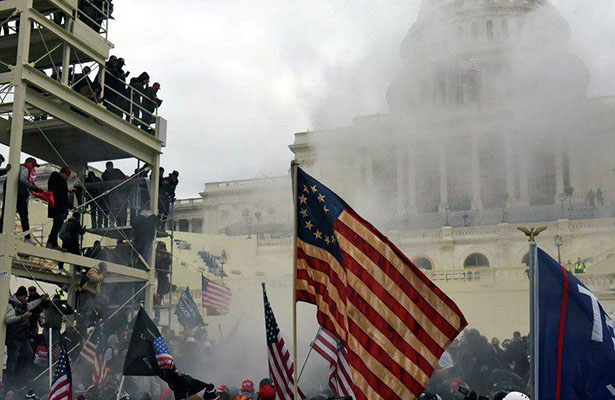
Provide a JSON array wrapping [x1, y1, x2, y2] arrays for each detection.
[[60, 211, 86, 255], [84, 171, 105, 228], [141, 82, 162, 132], [46, 167, 75, 250], [129, 72, 150, 126], [102, 161, 127, 226]]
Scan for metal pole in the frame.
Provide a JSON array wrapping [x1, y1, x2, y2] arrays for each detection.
[[116, 375, 125, 400], [291, 160, 299, 400], [298, 327, 321, 383], [529, 239, 539, 400], [48, 328, 53, 388]]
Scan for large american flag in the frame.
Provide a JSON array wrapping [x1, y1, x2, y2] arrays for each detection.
[[312, 327, 356, 398], [79, 327, 108, 385], [294, 167, 467, 400], [153, 336, 174, 369], [49, 342, 72, 400], [202, 276, 232, 314], [262, 283, 305, 400]]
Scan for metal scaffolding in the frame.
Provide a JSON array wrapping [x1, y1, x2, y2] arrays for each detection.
[[0, 0, 168, 379]]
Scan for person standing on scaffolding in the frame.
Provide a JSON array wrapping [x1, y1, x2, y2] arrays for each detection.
[[84, 171, 105, 228], [76, 261, 106, 336], [0, 157, 43, 244], [46, 167, 76, 250], [102, 161, 127, 227]]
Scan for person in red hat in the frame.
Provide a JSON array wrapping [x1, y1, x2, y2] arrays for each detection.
[[1, 157, 42, 243], [46, 166, 75, 250], [258, 385, 276, 400], [235, 379, 255, 400], [142, 81, 163, 132]]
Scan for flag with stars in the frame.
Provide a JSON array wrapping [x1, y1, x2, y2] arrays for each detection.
[[262, 283, 305, 400], [49, 341, 72, 400], [154, 336, 174, 369], [294, 167, 467, 400]]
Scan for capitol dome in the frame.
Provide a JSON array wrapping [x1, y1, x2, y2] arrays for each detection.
[[387, 0, 587, 114]]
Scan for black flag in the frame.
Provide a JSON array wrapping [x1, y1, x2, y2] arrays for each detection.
[[123, 307, 168, 376], [175, 287, 204, 329], [122, 308, 213, 399], [159, 368, 212, 400]]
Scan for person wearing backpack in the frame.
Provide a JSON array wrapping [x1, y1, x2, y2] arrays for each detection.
[[57, 212, 86, 271], [76, 261, 106, 336]]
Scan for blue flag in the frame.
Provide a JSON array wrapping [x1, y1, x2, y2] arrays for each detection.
[[538, 247, 615, 400], [175, 287, 203, 329]]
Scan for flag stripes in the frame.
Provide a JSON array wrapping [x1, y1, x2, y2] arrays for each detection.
[[202, 276, 232, 314], [49, 343, 72, 400], [263, 284, 304, 400], [312, 328, 357, 399], [295, 168, 467, 400]]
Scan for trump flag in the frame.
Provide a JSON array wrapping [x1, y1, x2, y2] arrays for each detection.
[[538, 247, 615, 400]]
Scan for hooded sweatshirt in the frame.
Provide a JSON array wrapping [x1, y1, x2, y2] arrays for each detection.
[[81, 264, 104, 295]]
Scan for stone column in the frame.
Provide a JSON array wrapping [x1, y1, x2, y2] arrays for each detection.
[[505, 134, 515, 205], [519, 137, 530, 205], [471, 135, 483, 209], [407, 143, 417, 214], [555, 138, 565, 198], [439, 144, 448, 210], [396, 148, 405, 216]]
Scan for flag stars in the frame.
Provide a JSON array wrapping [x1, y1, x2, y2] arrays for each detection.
[[317, 193, 326, 203], [305, 221, 313, 230], [314, 230, 322, 239], [331, 235, 337, 244], [303, 185, 309, 193], [311, 185, 318, 193], [299, 194, 307, 204], [324, 236, 331, 245], [323, 205, 330, 213], [300, 209, 308, 218]]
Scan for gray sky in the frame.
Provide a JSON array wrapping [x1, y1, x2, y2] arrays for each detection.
[[73, 0, 615, 197]]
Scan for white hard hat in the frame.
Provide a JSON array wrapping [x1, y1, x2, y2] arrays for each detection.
[[503, 392, 530, 400]]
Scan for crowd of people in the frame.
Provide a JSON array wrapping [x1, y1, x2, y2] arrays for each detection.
[[423, 329, 530, 400], [101, 56, 164, 134]]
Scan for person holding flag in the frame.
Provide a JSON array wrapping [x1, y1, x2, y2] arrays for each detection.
[[123, 307, 219, 400]]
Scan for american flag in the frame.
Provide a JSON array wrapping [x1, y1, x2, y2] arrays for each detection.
[[294, 167, 467, 400], [79, 327, 108, 384], [153, 336, 174, 369], [262, 283, 305, 400], [49, 342, 72, 400], [202, 276, 232, 314], [312, 328, 356, 399]]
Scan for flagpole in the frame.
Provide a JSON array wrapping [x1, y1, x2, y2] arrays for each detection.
[[116, 375, 125, 400], [519, 226, 546, 400], [291, 160, 300, 399], [48, 328, 53, 388], [298, 326, 321, 383]]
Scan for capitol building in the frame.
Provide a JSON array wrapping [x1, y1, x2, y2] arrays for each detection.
[[173, 0, 615, 339]]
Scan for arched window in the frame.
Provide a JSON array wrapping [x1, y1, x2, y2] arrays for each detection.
[[522, 252, 530, 266], [414, 257, 433, 271], [502, 19, 509, 39], [471, 22, 478, 41], [486, 20, 494, 41], [464, 253, 490, 268]]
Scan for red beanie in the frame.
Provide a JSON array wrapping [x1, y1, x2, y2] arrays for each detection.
[[259, 384, 276, 400]]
